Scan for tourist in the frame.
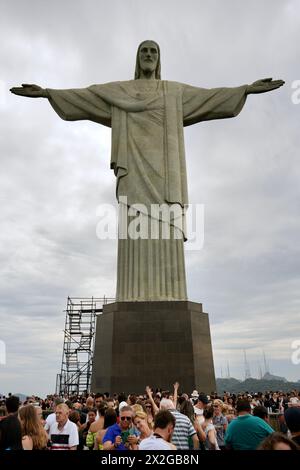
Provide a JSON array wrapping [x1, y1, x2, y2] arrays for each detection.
[[139, 410, 176, 450], [224, 399, 274, 450], [0, 418, 22, 450], [160, 398, 199, 449], [82, 396, 95, 416], [258, 432, 300, 450], [35, 406, 45, 427], [0, 396, 22, 450], [86, 402, 107, 449], [102, 406, 139, 450], [253, 405, 270, 423], [144, 400, 155, 429], [284, 407, 300, 446], [212, 399, 228, 450], [133, 411, 152, 448], [82, 408, 97, 450], [4, 396, 20, 416], [47, 403, 79, 450], [180, 399, 206, 448], [193, 393, 208, 423], [18, 404, 48, 450], [202, 406, 220, 450], [94, 408, 117, 450], [44, 397, 64, 432], [145, 386, 159, 414]]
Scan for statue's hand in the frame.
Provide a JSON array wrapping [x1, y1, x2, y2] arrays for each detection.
[[247, 78, 285, 94], [10, 83, 47, 98]]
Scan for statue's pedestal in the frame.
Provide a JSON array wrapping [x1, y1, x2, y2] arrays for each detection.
[[91, 301, 216, 394]]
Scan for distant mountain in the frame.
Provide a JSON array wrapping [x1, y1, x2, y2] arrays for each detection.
[[215, 378, 241, 393], [262, 372, 287, 382], [0, 392, 28, 402], [216, 377, 300, 394], [14, 393, 28, 402]]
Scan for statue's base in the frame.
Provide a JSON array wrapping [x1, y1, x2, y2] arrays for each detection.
[[91, 301, 216, 394]]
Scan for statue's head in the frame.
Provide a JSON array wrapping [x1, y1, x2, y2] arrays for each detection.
[[134, 40, 161, 79]]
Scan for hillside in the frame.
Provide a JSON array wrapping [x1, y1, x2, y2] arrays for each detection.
[[216, 377, 300, 394]]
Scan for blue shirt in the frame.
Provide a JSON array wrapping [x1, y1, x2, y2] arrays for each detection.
[[102, 423, 139, 451], [225, 414, 274, 450]]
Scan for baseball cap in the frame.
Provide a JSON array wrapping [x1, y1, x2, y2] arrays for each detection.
[[198, 393, 209, 405]]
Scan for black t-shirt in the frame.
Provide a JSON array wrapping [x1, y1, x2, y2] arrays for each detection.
[[0, 414, 22, 450], [292, 435, 300, 446], [79, 411, 87, 425]]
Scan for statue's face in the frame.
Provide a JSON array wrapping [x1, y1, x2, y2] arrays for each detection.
[[138, 41, 159, 75]]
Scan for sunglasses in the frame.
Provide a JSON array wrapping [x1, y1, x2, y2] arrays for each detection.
[[120, 416, 132, 421]]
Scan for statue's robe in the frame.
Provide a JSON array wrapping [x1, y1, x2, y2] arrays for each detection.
[[47, 80, 247, 301]]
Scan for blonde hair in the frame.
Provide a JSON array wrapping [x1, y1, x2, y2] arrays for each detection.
[[133, 411, 147, 421], [213, 398, 224, 408], [132, 404, 144, 414], [213, 399, 225, 412], [222, 403, 235, 413], [18, 405, 48, 450]]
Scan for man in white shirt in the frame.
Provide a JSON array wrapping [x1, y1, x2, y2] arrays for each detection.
[[194, 393, 209, 426], [139, 410, 176, 450], [48, 403, 79, 450]]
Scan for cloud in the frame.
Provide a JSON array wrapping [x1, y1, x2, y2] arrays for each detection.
[[211, 309, 300, 380]]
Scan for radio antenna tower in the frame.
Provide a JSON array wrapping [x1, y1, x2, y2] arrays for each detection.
[[243, 350, 251, 380], [263, 350, 270, 375], [226, 361, 231, 378]]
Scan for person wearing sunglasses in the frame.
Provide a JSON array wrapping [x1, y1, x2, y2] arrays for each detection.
[[102, 406, 139, 450], [144, 401, 155, 430]]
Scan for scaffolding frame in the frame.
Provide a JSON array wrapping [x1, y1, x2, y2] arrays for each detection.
[[56, 296, 114, 396]]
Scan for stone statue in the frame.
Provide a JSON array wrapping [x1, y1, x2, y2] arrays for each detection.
[[10, 40, 284, 302]]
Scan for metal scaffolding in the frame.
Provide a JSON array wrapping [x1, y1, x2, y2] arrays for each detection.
[[56, 296, 114, 396]]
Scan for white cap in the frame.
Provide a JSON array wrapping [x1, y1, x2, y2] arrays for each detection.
[[119, 401, 128, 411], [289, 397, 300, 405]]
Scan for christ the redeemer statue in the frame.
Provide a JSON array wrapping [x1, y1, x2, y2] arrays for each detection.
[[11, 40, 284, 302]]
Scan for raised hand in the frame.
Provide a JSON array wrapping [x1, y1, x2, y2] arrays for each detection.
[[247, 78, 285, 95], [10, 84, 47, 98]]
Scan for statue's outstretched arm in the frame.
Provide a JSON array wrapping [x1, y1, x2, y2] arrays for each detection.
[[247, 78, 285, 94], [10, 84, 49, 98], [10, 83, 112, 126]]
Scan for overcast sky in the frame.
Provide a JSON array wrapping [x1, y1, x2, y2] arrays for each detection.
[[1, 0, 299, 396]]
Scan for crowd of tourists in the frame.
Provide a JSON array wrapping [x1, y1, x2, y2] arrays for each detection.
[[0, 385, 300, 451]]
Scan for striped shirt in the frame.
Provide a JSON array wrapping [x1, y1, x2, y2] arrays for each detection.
[[169, 410, 196, 450]]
